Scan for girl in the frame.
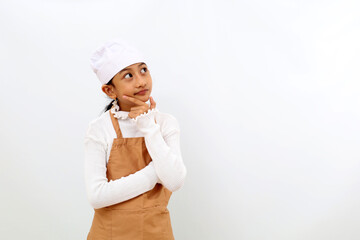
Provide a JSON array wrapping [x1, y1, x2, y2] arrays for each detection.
[[84, 38, 187, 240]]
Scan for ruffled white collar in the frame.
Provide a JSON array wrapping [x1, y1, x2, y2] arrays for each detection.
[[110, 100, 131, 120], [109, 100, 159, 121]]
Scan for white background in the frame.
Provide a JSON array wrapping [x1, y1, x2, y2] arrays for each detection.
[[1, 0, 359, 239]]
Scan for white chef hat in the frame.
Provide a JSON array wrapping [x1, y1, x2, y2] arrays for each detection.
[[90, 37, 147, 85]]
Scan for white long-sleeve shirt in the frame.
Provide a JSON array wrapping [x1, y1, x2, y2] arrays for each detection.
[[84, 107, 187, 209]]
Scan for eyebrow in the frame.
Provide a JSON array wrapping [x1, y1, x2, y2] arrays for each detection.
[[118, 62, 146, 74]]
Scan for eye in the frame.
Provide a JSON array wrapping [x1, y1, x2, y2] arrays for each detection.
[[124, 73, 132, 79], [140, 67, 147, 74]]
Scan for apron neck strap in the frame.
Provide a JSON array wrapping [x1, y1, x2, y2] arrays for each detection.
[[109, 108, 123, 139]]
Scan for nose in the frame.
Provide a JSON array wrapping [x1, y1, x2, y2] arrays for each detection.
[[135, 75, 146, 87]]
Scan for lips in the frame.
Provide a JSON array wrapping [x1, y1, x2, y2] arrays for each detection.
[[135, 89, 148, 95]]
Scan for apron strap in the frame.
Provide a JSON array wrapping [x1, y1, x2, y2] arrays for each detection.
[[109, 108, 123, 139]]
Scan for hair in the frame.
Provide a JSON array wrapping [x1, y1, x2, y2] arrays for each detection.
[[102, 77, 118, 113]]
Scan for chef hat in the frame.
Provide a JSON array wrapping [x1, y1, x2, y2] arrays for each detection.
[[90, 37, 147, 85]]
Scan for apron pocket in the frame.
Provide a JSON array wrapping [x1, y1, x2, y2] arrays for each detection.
[[111, 210, 142, 240], [143, 208, 172, 240]]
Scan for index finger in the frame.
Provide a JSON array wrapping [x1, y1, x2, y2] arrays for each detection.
[[122, 95, 147, 106]]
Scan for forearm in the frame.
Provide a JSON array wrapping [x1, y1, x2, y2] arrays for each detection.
[[85, 162, 158, 209], [84, 136, 159, 209], [131, 109, 187, 192], [144, 127, 187, 192]]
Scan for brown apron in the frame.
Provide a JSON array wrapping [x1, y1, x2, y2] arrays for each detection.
[[87, 108, 175, 240]]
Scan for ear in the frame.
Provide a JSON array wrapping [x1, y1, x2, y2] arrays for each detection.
[[101, 84, 116, 99]]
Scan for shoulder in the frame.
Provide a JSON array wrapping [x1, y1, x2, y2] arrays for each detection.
[[155, 110, 180, 137], [85, 110, 111, 139]]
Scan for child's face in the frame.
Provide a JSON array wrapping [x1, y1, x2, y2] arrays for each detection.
[[102, 62, 152, 111]]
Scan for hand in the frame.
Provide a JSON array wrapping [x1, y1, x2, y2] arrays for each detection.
[[122, 95, 156, 119]]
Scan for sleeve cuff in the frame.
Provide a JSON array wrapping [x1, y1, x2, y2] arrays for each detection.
[[130, 108, 159, 134]]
